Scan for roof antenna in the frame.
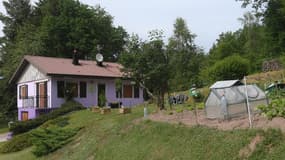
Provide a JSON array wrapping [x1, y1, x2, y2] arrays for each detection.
[[72, 49, 80, 65], [96, 45, 104, 66]]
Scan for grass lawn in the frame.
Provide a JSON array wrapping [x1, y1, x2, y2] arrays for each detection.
[[0, 105, 285, 160]]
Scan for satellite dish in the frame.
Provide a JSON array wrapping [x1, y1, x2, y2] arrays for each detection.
[[96, 53, 104, 66]]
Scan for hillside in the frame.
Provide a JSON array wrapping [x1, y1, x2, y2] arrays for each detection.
[[246, 70, 285, 87], [0, 105, 285, 160]]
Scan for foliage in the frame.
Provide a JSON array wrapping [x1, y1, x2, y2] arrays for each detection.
[[10, 100, 84, 135], [258, 98, 285, 119], [0, 0, 32, 41], [207, 55, 250, 82], [0, 133, 32, 153], [120, 30, 170, 109], [31, 127, 80, 157], [266, 88, 285, 99], [263, 0, 285, 55], [41, 116, 70, 128], [98, 93, 106, 107], [167, 18, 205, 90]]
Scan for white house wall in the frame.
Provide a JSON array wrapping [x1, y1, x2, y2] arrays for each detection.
[[18, 64, 47, 83]]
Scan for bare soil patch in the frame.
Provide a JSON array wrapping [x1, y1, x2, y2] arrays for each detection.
[[239, 135, 263, 158], [147, 110, 285, 132]]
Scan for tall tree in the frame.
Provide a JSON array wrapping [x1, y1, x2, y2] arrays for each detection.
[[0, 0, 32, 42], [120, 31, 170, 110], [167, 17, 204, 90], [28, 0, 128, 60], [263, 0, 285, 56]]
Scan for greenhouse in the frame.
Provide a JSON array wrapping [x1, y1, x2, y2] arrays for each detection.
[[205, 80, 268, 119]]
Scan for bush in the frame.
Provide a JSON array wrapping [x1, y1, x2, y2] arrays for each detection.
[[208, 55, 250, 82], [31, 127, 80, 157], [10, 100, 84, 135], [258, 98, 285, 119], [0, 133, 32, 153]]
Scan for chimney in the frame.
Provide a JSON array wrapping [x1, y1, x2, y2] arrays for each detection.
[[72, 49, 80, 65]]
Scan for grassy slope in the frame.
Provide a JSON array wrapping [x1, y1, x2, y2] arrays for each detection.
[[1, 105, 285, 160], [246, 70, 285, 87]]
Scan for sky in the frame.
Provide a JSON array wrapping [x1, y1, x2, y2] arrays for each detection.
[[0, 0, 250, 52]]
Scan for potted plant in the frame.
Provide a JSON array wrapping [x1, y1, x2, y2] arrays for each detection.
[[98, 93, 111, 114]]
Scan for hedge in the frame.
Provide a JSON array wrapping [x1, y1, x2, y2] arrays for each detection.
[[10, 100, 84, 135], [0, 133, 32, 153], [31, 127, 80, 156]]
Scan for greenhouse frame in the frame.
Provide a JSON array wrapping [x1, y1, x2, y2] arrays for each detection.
[[205, 80, 268, 119]]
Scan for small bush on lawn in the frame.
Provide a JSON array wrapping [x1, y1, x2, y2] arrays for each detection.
[[31, 127, 81, 157], [0, 133, 32, 153], [10, 100, 84, 135]]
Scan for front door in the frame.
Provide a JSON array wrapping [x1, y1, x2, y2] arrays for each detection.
[[97, 84, 106, 107], [21, 111, 29, 121], [36, 82, 47, 108]]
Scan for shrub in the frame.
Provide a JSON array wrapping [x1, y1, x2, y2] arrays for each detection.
[[41, 116, 69, 128], [196, 103, 204, 110], [10, 100, 84, 135], [31, 127, 80, 156], [0, 133, 32, 153], [258, 98, 285, 119], [208, 55, 250, 82]]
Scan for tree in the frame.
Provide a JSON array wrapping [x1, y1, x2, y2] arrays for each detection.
[[120, 31, 170, 110], [236, 0, 269, 15], [0, 0, 32, 42], [263, 0, 285, 56], [208, 55, 250, 82], [209, 31, 245, 61], [26, 0, 128, 60], [167, 17, 204, 90], [236, 0, 285, 57]]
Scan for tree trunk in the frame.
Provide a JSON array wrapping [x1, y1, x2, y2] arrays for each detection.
[[157, 91, 165, 110]]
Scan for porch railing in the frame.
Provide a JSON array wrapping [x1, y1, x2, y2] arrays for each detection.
[[21, 96, 50, 109]]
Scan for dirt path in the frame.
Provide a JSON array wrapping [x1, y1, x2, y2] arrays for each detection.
[[148, 110, 285, 132]]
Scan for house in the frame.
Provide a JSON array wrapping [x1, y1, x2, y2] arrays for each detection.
[[9, 55, 144, 121], [205, 80, 268, 119]]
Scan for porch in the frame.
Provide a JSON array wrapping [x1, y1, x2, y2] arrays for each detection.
[[21, 96, 50, 109], [19, 96, 54, 121]]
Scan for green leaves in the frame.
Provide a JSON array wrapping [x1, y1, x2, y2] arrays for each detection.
[[258, 98, 285, 119], [205, 55, 250, 82], [31, 127, 80, 157]]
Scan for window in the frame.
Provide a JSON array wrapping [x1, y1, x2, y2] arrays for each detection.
[[66, 82, 78, 97], [134, 85, 140, 98], [123, 85, 132, 98], [19, 85, 28, 99], [80, 81, 87, 98], [57, 81, 65, 98]]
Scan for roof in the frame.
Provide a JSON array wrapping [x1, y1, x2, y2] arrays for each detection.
[[210, 80, 244, 89], [9, 55, 124, 84]]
